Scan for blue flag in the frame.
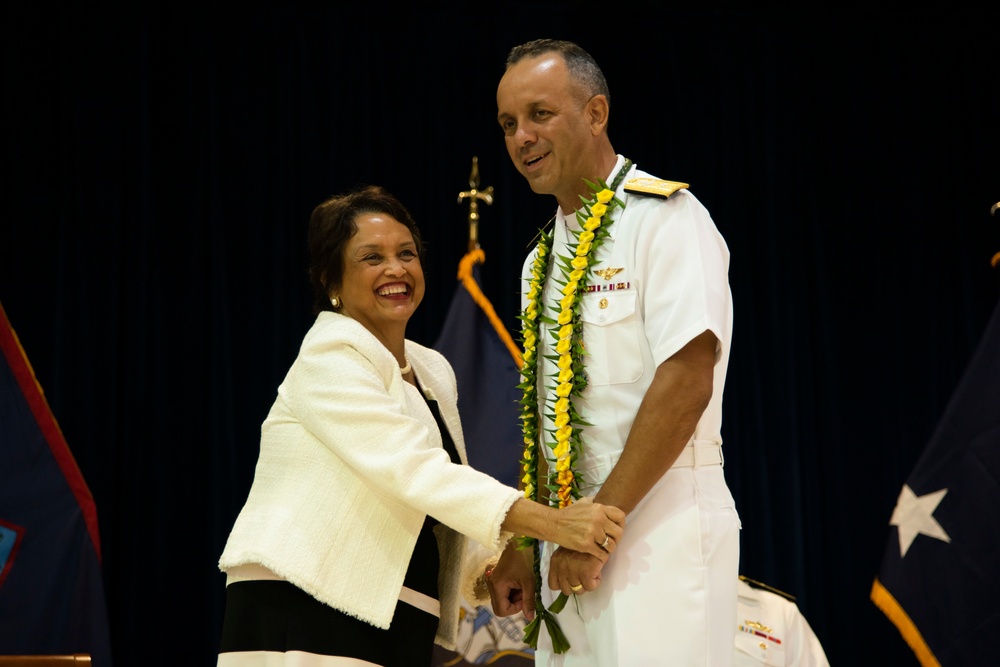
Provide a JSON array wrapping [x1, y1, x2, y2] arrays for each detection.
[[0, 302, 112, 665], [871, 294, 1000, 666], [433, 250, 524, 488], [431, 250, 535, 667]]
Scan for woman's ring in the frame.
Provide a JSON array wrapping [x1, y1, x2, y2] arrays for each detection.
[[601, 535, 610, 549], [571, 584, 584, 592]]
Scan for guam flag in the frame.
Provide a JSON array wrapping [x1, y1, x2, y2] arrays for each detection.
[[0, 302, 112, 665], [871, 293, 1000, 666]]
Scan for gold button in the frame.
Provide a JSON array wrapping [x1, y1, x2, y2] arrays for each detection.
[[599, 298, 608, 309]]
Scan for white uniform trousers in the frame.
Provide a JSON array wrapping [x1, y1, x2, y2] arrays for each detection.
[[535, 464, 741, 666]]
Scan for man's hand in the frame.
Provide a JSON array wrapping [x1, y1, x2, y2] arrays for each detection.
[[547, 546, 605, 596], [487, 541, 537, 619]]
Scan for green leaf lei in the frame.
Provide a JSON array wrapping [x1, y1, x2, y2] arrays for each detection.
[[515, 159, 632, 654]]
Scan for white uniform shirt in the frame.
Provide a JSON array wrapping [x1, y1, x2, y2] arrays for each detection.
[[522, 154, 734, 492], [522, 156, 740, 666]]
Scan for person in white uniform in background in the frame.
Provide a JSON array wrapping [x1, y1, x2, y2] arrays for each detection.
[[487, 38, 741, 666], [735, 576, 830, 667]]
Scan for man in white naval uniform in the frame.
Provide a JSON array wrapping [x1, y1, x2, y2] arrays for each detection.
[[489, 38, 741, 666]]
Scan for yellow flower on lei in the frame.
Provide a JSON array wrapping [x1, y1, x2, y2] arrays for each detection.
[[514, 160, 632, 654]]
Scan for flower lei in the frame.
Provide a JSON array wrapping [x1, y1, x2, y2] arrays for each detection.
[[515, 160, 631, 653]]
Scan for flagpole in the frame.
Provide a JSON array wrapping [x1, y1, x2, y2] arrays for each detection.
[[991, 199, 999, 268], [455, 157, 523, 368]]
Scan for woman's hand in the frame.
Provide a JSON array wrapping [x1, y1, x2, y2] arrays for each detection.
[[548, 496, 624, 561], [501, 496, 625, 561]]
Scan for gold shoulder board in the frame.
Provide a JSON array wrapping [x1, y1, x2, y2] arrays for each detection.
[[624, 177, 689, 198], [739, 575, 797, 601]]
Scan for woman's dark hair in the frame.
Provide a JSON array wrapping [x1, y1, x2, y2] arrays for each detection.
[[307, 184, 425, 315]]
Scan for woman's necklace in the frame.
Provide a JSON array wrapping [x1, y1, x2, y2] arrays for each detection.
[[515, 159, 632, 653]]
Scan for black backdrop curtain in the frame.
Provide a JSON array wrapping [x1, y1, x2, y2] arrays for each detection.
[[2, 3, 999, 665]]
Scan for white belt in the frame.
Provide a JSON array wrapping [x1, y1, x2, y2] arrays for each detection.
[[577, 441, 725, 495], [672, 440, 724, 468]]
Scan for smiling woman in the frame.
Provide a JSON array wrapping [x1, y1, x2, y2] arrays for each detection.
[[214, 184, 627, 667], [313, 189, 427, 374]]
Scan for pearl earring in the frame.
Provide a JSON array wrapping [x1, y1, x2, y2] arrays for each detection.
[[330, 296, 340, 308]]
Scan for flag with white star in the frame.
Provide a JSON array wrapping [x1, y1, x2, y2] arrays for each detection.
[[871, 294, 1000, 667]]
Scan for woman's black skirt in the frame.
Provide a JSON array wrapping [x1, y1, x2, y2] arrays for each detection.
[[217, 577, 439, 666]]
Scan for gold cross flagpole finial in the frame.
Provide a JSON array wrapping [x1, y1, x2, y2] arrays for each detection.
[[457, 156, 494, 252]]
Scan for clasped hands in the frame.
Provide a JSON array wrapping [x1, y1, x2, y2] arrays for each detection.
[[487, 498, 625, 620]]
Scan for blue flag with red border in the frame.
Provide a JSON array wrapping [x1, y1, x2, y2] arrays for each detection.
[[0, 302, 112, 665], [871, 294, 1000, 666], [433, 251, 524, 488]]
